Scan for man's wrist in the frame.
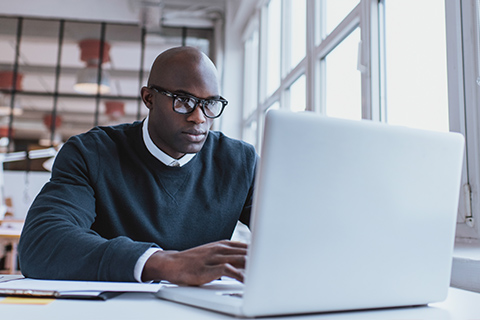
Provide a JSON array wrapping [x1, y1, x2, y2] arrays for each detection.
[[134, 247, 162, 283]]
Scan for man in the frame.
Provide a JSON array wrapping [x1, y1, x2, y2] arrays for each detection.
[[18, 46, 257, 285]]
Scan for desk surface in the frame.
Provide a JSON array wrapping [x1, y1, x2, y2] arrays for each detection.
[[0, 220, 23, 238], [0, 287, 478, 320]]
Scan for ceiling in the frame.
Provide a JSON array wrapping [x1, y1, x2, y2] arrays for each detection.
[[0, 0, 226, 146]]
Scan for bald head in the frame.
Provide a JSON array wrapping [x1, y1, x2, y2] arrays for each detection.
[[140, 46, 222, 158], [147, 46, 219, 93]]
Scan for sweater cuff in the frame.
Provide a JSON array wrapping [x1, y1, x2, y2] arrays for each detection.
[[134, 247, 162, 283]]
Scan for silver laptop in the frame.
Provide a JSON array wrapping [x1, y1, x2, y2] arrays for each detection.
[[156, 109, 465, 318]]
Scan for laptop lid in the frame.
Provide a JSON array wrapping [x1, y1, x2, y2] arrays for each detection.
[[158, 110, 465, 317]]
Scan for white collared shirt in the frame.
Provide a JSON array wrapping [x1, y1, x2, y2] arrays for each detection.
[[134, 117, 196, 282], [142, 116, 196, 167]]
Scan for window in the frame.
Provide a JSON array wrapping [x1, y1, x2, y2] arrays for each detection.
[[266, 0, 282, 96], [241, 0, 476, 241], [324, 27, 361, 120], [242, 0, 366, 135], [243, 120, 258, 148], [242, 0, 308, 148], [324, 0, 360, 36], [288, 74, 306, 112], [383, 0, 449, 132], [286, 0, 307, 71], [243, 29, 259, 119], [446, 0, 480, 240]]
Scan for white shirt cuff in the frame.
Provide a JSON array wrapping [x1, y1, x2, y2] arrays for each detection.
[[134, 247, 162, 283]]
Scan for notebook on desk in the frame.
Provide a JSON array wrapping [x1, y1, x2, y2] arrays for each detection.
[[156, 109, 465, 318]]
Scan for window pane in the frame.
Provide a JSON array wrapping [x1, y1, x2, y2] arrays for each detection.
[[266, 0, 281, 96], [243, 30, 259, 118], [289, 74, 306, 112], [55, 97, 97, 138], [325, 0, 360, 35], [20, 20, 60, 94], [324, 28, 361, 120], [243, 120, 258, 147], [104, 24, 143, 97], [0, 18, 17, 66], [384, 0, 449, 132], [288, 0, 306, 69], [184, 30, 212, 56], [267, 102, 280, 113], [14, 95, 59, 150]]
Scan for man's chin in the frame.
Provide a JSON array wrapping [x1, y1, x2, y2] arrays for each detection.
[[181, 141, 206, 154]]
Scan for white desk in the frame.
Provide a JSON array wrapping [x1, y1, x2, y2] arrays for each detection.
[[0, 287, 478, 320]]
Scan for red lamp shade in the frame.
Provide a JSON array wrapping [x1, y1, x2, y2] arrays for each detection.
[[0, 127, 13, 138], [0, 71, 23, 90], [105, 101, 125, 119], [43, 114, 62, 130], [78, 39, 111, 65]]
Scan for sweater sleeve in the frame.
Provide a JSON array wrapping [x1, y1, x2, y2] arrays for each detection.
[[18, 135, 155, 282]]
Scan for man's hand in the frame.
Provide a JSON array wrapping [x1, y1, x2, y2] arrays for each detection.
[[141, 240, 248, 285]]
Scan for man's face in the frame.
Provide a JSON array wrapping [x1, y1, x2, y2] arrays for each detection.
[[146, 85, 216, 159], [142, 49, 221, 160]]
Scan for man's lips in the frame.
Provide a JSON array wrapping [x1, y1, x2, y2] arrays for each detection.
[[183, 130, 207, 142]]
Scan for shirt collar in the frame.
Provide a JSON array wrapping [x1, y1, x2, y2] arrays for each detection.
[[142, 116, 195, 167]]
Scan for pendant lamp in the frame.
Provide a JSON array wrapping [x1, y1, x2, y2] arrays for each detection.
[[74, 39, 111, 94]]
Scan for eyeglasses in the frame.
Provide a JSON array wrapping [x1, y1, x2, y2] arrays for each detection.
[[149, 85, 228, 119]]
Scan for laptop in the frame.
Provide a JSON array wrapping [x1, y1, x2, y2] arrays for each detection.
[[156, 109, 465, 318]]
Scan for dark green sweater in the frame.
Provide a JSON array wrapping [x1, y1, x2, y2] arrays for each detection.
[[18, 121, 257, 282]]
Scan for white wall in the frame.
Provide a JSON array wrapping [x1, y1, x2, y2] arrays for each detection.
[[0, 0, 138, 23]]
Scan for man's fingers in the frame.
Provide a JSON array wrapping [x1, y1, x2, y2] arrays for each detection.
[[220, 240, 248, 248], [207, 253, 246, 269], [211, 241, 248, 256], [201, 242, 248, 284], [221, 263, 245, 283], [204, 263, 245, 283], [213, 246, 248, 257], [227, 254, 247, 269]]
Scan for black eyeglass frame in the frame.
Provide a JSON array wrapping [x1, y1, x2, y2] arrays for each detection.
[[148, 85, 228, 119]]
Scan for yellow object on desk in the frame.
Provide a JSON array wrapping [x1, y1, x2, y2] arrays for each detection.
[[0, 297, 55, 305]]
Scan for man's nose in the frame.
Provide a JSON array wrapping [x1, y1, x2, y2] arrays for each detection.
[[186, 103, 207, 124]]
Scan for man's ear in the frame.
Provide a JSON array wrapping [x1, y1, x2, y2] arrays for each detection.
[[141, 87, 154, 110]]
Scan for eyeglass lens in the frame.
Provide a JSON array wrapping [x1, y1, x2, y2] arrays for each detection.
[[174, 96, 223, 118]]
